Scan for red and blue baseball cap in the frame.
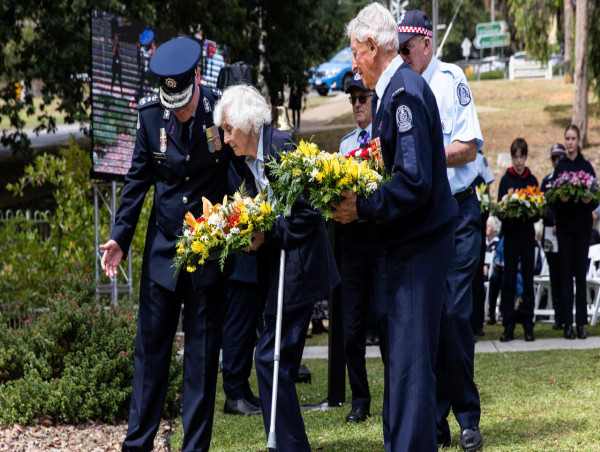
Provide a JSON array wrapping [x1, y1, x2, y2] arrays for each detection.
[[397, 9, 433, 45]]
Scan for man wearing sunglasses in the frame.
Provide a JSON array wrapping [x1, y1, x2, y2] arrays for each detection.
[[337, 73, 384, 424], [398, 9, 484, 452]]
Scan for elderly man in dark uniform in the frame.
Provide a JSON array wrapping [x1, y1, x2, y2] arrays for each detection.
[[333, 3, 458, 451], [100, 37, 238, 452]]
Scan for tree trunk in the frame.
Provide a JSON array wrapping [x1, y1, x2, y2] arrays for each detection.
[[572, 0, 589, 147], [564, 0, 572, 82]]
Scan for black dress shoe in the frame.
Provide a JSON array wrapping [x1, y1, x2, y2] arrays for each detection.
[[223, 398, 262, 415], [499, 331, 514, 342], [460, 426, 483, 452], [524, 331, 535, 342], [246, 394, 261, 407], [564, 324, 576, 340], [345, 407, 369, 423], [577, 325, 587, 339]]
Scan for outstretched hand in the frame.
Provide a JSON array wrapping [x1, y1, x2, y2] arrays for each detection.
[[100, 239, 124, 279], [331, 189, 359, 224]]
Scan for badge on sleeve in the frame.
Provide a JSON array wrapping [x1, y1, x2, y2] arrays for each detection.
[[457, 83, 471, 106], [396, 105, 413, 133]]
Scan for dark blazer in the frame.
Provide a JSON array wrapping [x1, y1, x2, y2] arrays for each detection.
[[247, 124, 340, 314], [111, 85, 237, 291], [356, 62, 458, 256]]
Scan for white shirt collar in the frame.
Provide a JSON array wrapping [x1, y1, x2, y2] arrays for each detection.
[[374, 55, 403, 112], [421, 56, 438, 84]]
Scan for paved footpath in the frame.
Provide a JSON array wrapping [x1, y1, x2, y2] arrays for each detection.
[[302, 336, 600, 359]]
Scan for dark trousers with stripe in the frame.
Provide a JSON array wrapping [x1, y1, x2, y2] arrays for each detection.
[[436, 193, 481, 436], [558, 229, 592, 326], [381, 230, 454, 452], [122, 273, 226, 452]]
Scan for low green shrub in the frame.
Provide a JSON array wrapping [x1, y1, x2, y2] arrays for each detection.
[[0, 274, 183, 425]]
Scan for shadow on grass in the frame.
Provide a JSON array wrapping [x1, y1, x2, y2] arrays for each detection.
[[544, 102, 599, 129]]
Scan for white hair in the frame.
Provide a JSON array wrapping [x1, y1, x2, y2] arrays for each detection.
[[213, 84, 271, 135], [346, 2, 399, 52], [487, 215, 502, 237]]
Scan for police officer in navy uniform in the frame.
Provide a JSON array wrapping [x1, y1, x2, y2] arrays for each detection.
[[214, 84, 340, 451], [100, 37, 239, 452], [398, 10, 484, 451], [338, 73, 385, 424], [334, 4, 457, 451]]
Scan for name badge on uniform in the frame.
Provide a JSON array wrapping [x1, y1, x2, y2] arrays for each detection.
[[159, 128, 167, 153], [206, 125, 222, 153]]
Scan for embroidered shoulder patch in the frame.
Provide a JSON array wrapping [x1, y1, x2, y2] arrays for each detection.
[[457, 83, 471, 106], [396, 105, 413, 133]]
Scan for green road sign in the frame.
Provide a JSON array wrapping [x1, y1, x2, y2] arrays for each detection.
[[475, 21, 507, 36], [473, 32, 510, 49]]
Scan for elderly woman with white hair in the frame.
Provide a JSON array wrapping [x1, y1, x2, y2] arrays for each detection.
[[214, 84, 340, 451]]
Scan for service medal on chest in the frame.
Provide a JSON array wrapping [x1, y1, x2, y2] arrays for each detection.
[[159, 128, 167, 153]]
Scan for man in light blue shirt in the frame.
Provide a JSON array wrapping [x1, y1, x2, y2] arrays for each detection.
[[398, 10, 484, 452]]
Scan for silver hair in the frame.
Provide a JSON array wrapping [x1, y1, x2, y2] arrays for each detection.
[[487, 215, 502, 237], [346, 2, 399, 52], [213, 84, 271, 135]]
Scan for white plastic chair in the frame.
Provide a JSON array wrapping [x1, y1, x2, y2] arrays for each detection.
[[586, 244, 600, 326], [533, 250, 554, 321]]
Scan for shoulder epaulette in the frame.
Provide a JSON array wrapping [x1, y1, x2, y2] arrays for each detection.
[[137, 94, 160, 110]]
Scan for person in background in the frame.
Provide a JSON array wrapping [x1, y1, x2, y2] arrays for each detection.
[[100, 38, 239, 451], [337, 73, 385, 423], [471, 150, 495, 337], [553, 124, 599, 339], [214, 84, 340, 450], [397, 10, 484, 450], [497, 138, 539, 343], [288, 81, 306, 130], [483, 216, 501, 325], [540, 143, 566, 330], [333, 4, 458, 450]]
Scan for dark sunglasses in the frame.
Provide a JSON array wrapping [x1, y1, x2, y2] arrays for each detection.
[[399, 36, 425, 56], [349, 94, 372, 105]]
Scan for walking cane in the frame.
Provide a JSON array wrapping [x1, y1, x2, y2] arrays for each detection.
[[267, 248, 286, 450]]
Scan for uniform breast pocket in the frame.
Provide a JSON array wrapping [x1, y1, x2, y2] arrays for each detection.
[[441, 118, 453, 136], [152, 153, 174, 182]]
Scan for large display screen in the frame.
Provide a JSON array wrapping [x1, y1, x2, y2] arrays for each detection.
[[90, 11, 227, 180]]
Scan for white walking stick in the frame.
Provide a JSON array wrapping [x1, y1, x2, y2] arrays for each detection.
[[267, 248, 286, 450]]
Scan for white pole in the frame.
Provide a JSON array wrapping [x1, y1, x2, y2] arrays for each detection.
[[267, 249, 286, 450]]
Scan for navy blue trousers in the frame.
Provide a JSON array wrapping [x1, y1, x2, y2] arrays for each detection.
[[381, 230, 454, 452], [436, 193, 481, 435], [255, 304, 313, 452], [341, 244, 385, 412], [122, 274, 226, 452], [222, 280, 260, 401]]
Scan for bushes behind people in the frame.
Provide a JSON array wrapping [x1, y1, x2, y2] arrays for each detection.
[[0, 273, 183, 425]]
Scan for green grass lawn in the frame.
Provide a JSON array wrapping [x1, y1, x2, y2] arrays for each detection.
[[169, 348, 600, 451]]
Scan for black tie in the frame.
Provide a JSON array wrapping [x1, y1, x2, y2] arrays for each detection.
[[181, 120, 191, 145], [358, 129, 367, 149], [371, 91, 379, 121]]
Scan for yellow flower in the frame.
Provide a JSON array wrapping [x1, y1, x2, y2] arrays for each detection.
[[177, 244, 186, 254], [186, 265, 196, 273], [260, 203, 272, 215], [191, 241, 204, 254]]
